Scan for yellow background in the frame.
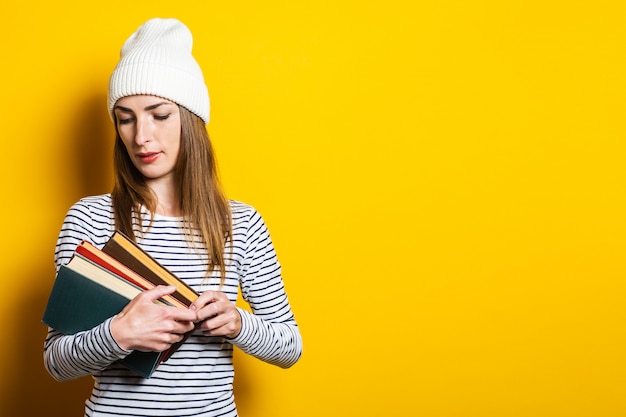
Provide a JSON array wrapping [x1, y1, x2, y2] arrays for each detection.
[[2, 1, 626, 416]]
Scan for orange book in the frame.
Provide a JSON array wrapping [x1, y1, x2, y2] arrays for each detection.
[[102, 232, 199, 306]]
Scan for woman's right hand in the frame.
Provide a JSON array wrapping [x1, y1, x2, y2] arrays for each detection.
[[111, 285, 197, 352]]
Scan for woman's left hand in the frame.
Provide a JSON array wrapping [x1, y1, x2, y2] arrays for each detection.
[[190, 290, 242, 338]]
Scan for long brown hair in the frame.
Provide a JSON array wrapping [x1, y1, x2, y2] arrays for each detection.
[[111, 105, 232, 283]]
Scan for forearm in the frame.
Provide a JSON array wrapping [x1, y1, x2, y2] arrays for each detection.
[[43, 317, 130, 381], [229, 308, 302, 368]]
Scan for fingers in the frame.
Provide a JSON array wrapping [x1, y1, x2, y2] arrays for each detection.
[[189, 290, 241, 338], [112, 286, 197, 351], [167, 316, 196, 334], [137, 329, 187, 353], [199, 308, 242, 338], [190, 291, 230, 321], [169, 307, 199, 323], [190, 290, 223, 312], [142, 285, 177, 302], [140, 286, 198, 322]]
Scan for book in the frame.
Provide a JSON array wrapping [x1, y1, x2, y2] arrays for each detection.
[[42, 262, 164, 378], [102, 232, 199, 306], [42, 232, 200, 377], [82, 237, 197, 363], [76, 241, 187, 309]]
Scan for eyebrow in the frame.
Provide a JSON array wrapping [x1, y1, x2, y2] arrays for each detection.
[[114, 102, 174, 113]]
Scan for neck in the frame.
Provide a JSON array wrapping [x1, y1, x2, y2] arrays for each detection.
[[147, 178, 181, 217], [156, 201, 181, 217]]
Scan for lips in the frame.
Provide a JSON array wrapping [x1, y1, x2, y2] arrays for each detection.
[[137, 152, 161, 163]]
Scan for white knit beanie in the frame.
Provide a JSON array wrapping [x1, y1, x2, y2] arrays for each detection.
[[108, 18, 210, 124]]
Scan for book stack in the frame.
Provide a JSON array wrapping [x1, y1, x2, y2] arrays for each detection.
[[42, 231, 199, 378]]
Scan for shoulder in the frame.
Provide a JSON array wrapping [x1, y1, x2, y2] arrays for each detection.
[[61, 194, 114, 242], [229, 199, 256, 219], [67, 194, 113, 215], [56, 194, 114, 262], [229, 199, 266, 227], [228, 199, 274, 243]]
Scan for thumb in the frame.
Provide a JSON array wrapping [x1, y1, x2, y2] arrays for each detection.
[[144, 285, 177, 302]]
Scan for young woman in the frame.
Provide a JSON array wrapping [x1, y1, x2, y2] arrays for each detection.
[[43, 17, 302, 417]]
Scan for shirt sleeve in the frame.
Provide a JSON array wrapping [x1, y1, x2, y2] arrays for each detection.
[[228, 209, 303, 368], [44, 199, 129, 381], [44, 318, 131, 381], [53, 198, 111, 271]]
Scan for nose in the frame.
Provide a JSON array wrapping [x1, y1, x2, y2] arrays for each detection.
[[134, 117, 151, 145]]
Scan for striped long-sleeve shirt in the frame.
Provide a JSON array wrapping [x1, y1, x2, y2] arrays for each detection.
[[43, 194, 302, 417]]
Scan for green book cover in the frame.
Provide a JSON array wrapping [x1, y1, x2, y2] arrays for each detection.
[[42, 264, 161, 378]]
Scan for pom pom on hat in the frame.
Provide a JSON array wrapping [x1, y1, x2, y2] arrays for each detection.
[[108, 18, 210, 124]]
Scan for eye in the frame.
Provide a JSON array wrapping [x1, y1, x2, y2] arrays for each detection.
[[115, 112, 135, 125], [154, 114, 170, 121]]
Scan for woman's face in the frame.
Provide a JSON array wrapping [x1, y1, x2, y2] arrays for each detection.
[[114, 95, 181, 185]]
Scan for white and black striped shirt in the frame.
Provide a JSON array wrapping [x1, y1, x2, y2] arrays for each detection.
[[44, 194, 302, 416]]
